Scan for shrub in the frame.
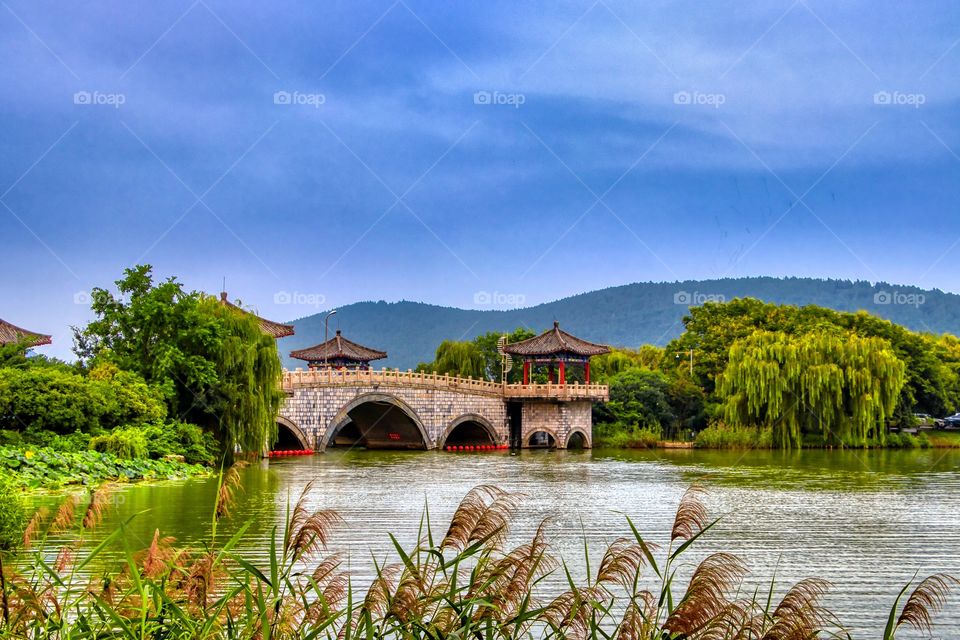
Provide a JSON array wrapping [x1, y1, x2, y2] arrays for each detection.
[[89, 426, 148, 460], [142, 421, 219, 466], [0, 429, 24, 447], [0, 469, 27, 550], [695, 422, 772, 449], [594, 423, 661, 448], [0, 366, 165, 435]]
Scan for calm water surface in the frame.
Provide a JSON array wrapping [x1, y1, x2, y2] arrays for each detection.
[[44, 448, 960, 637]]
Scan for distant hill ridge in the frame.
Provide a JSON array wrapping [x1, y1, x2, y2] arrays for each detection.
[[280, 277, 960, 371]]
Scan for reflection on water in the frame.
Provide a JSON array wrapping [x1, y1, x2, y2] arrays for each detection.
[[36, 447, 960, 636]]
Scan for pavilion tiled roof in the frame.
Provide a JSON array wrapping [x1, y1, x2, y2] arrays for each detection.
[[503, 321, 609, 357], [219, 292, 295, 338], [0, 317, 52, 347], [290, 330, 387, 363]]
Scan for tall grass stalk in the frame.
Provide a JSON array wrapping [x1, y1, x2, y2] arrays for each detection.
[[0, 471, 954, 638]]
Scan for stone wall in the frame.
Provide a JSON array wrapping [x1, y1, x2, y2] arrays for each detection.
[[520, 400, 593, 448]]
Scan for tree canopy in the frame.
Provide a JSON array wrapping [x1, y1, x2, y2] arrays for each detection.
[[74, 265, 283, 461], [718, 330, 905, 447]]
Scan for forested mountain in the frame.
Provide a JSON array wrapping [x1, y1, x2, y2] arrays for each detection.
[[280, 278, 960, 371]]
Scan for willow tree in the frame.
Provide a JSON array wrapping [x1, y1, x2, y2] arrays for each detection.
[[718, 330, 905, 448], [208, 297, 284, 461], [75, 265, 284, 463], [418, 340, 486, 378]]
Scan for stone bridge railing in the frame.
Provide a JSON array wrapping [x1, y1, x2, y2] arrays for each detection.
[[281, 368, 608, 402]]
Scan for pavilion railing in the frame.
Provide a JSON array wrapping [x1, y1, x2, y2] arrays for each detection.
[[281, 368, 608, 400]]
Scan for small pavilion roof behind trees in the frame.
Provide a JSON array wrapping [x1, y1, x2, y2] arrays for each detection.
[[0, 317, 52, 348], [503, 321, 609, 384], [219, 292, 295, 338], [290, 330, 387, 370]]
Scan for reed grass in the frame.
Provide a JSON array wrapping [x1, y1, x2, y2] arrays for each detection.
[[0, 470, 954, 639]]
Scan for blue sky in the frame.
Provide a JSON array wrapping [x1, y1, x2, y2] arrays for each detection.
[[1, 0, 958, 359]]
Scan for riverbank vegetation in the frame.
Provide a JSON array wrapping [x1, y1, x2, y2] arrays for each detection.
[[0, 265, 283, 490], [0, 479, 954, 638], [586, 299, 960, 449]]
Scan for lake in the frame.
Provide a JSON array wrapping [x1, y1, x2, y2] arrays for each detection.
[[43, 447, 960, 637]]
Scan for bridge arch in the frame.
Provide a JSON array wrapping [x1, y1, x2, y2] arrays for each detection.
[[525, 428, 559, 449], [275, 416, 310, 451], [323, 392, 432, 451], [564, 428, 591, 449], [439, 414, 499, 449]]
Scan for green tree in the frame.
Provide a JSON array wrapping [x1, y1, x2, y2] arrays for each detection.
[[472, 328, 536, 382], [74, 265, 283, 462], [417, 328, 536, 382], [718, 330, 906, 448], [418, 340, 486, 378], [594, 369, 676, 431]]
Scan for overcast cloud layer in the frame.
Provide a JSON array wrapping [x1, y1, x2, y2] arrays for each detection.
[[2, 0, 959, 358]]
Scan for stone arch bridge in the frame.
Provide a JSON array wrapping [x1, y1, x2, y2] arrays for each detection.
[[277, 369, 608, 452]]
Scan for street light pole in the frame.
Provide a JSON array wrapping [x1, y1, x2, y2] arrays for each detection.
[[324, 309, 338, 368]]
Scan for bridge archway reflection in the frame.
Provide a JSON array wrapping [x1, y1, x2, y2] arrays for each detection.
[[324, 393, 430, 451]]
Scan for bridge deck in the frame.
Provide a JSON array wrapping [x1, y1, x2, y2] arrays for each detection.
[[282, 368, 608, 401]]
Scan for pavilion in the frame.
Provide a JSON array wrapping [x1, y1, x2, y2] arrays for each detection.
[[0, 317, 52, 348], [219, 291, 295, 339], [290, 330, 387, 370], [503, 321, 609, 385]]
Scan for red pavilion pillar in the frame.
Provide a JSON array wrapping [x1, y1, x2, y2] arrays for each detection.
[[558, 361, 566, 385], [548, 364, 555, 384], [585, 362, 591, 384], [523, 361, 530, 385]]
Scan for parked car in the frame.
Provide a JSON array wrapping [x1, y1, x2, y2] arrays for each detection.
[[913, 413, 944, 428], [943, 413, 960, 429]]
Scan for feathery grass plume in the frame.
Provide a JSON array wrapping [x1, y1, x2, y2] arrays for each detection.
[[184, 551, 217, 609], [761, 577, 833, 639], [306, 554, 350, 617], [135, 529, 177, 579], [894, 573, 959, 635], [50, 494, 80, 533], [215, 463, 243, 521], [472, 519, 557, 623], [663, 552, 748, 636], [81, 485, 112, 529], [338, 562, 403, 638], [671, 484, 709, 542], [441, 484, 522, 551], [21, 507, 48, 548], [595, 537, 648, 590], [284, 481, 343, 560], [54, 545, 75, 573], [616, 592, 657, 640], [543, 584, 609, 640]]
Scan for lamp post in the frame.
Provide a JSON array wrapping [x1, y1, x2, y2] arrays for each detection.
[[324, 309, 338, 368]]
